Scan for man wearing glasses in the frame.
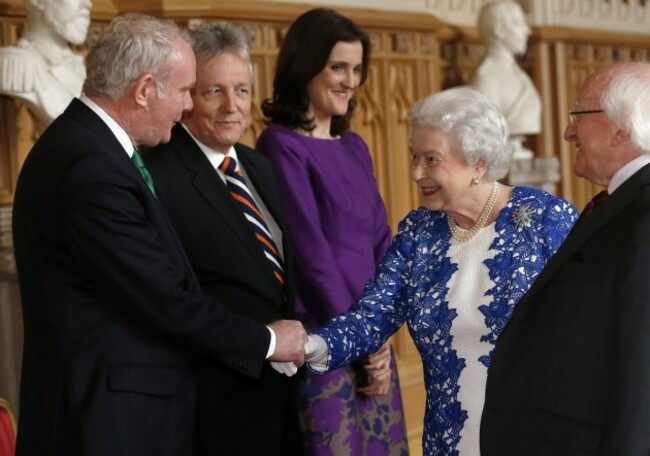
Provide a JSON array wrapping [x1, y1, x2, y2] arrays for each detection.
[[481, 61, 650, 455]]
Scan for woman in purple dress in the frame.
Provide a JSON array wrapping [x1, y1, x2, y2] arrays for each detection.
[[256, 8, 409, 456]]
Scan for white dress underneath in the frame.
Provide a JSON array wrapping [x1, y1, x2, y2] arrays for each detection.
[[446, 224, 498, 455]]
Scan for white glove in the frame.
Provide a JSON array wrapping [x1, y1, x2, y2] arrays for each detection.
[[270, 361, 298, 377], [304, 334, 328, 369]]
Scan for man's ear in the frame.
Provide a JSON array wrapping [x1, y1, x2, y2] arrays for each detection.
[[613, 127, 631, 147], [133, 74, 156, 108]]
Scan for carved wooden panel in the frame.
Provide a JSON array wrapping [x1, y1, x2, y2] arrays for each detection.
[[0, 19, 24, 205]]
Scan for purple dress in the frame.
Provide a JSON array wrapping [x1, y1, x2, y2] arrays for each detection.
[[257, 124, 409, 455]]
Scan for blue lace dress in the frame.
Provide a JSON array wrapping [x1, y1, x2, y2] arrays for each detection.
[[310, 186, 577, 455]]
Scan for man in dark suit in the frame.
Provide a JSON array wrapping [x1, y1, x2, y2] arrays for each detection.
[[12, 14, 307, 456], [144, 22, 302, 455], [481, 62, 650, 455]]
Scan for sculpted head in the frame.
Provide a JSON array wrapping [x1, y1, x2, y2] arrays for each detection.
[[25, 0, 92, 45], [478, 0, 531, 56]]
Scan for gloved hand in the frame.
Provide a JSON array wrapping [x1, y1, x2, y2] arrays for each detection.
[[304, 334, 328, 367], [270, 361, 298, 377]]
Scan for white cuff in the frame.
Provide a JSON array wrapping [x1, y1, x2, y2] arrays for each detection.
[[265, 326, 276, 359]]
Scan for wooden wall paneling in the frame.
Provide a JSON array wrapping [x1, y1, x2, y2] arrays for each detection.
[[565, 43, 595, 207], [0, 278, 21, 420], [353, 31, 390, 223], [533, 39, 554, 159], [0, 18, 26, 206], [0, 100, 16, 205], [552, 41, 575, 203]]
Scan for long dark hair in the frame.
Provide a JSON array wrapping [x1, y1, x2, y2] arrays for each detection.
[[261, 8, 371, 135]]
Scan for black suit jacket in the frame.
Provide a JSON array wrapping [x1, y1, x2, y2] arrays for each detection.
[[12, 99, 270, 456], [144, 124, 300, 456], [481, 163, 650, 455]]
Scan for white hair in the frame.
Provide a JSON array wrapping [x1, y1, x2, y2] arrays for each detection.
[[408, 86, 514, 179]]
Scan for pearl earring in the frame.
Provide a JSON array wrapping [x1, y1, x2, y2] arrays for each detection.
[[473, 177, 480, 185]]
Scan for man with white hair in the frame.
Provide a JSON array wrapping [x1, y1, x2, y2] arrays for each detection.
[[482, 62, 650, 455]]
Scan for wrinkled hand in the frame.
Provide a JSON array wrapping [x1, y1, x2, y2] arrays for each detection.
[[357, 368, 391, 395], [357, 342, 392, 396], [268, 320, 308, 367], [365, 341, 391, 368]]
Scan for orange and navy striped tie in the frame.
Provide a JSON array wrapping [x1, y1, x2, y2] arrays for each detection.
[[219, 156, 285, 286]]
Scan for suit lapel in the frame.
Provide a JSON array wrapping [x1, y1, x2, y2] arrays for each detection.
[[170, 127, 281, 288], [501, 165, 649, 336], [66, 99, 165, 208], [65, 101, 200, 280]]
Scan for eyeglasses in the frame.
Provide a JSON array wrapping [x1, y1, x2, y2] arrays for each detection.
[[568, 109, 604, 126]]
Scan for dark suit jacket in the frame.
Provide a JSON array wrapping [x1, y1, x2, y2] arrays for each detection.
[[12, 99, 271, 456], [144, 124, 300, 456], [481, 163, 650, 455]]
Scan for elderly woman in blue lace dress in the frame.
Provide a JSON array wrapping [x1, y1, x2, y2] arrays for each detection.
[[304, 87, 578, 455]]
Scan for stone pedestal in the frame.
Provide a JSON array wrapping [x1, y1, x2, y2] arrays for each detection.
[[510, 135, 535, 161], [506, 156, 561, 195]]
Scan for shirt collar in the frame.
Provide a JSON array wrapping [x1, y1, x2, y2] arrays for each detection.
[[180, 123, 238, 170], [608, 154, 650, 194], [79, 95, 135, 158]]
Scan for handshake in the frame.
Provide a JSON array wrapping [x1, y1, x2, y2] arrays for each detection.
[[271, 334, 328, 377], [267, 321, 393, 395], [266, 320, 327, 377]]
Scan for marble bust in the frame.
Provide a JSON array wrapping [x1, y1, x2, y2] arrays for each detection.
[[471, 0, 541, 159], [0, 0, 91, 133]]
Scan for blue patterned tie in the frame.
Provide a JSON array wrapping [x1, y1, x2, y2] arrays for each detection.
[[132, 148, 156, 196], [219, 156, 285, 286]]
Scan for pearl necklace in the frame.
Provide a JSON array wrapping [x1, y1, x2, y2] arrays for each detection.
[[447, 182, 500, 242]]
